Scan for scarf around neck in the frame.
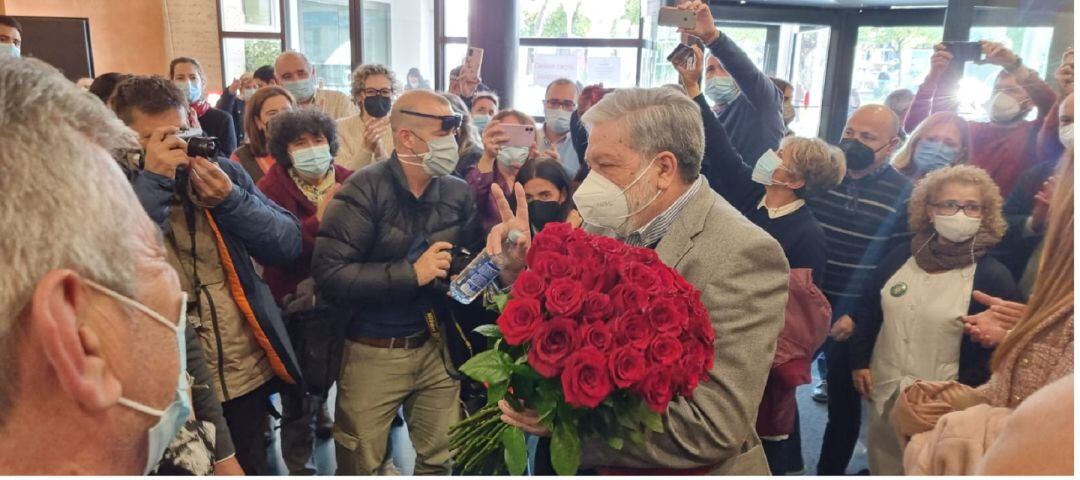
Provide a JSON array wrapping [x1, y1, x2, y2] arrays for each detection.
[[910, 228, 999, 273]]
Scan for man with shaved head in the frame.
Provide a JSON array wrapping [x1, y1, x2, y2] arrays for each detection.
[[808, 104, 914, 475], [274, 50, 357, 120], [312, 89, 482, 474]]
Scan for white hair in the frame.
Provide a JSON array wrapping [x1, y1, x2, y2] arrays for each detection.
[[0, 58, 142, 421], [580, 87, 705, 182]]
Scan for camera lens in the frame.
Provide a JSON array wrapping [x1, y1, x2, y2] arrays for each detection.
[[186, 137, 218, 159]]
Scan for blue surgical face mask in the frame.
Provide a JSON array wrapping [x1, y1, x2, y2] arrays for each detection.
[[912, 139, 958, 173], [175, 80, 202, 103], [497, 146, 530, 169], [283, 76, 317, 103], [473, 114, 492, 132], [752, 149, 791, 187], [0, 43, 19, 58], [544, 108, 572, 135], [399, 132, 460, 178], [291, 144, 333, 178], [85, 279, 191, 475], [705, 76, 740, 106]]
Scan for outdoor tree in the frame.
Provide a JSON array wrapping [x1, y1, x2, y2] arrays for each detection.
[[859, 26, 940, 91], [244, 40, 280, 74]]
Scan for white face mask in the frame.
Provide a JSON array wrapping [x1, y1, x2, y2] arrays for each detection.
[[1059, 124, 1074, 151], [572, 158, 661, 238], [398, 132, 460, 178], [933, 212, 982, 243], [782, 102, 796, 125], [85, 280, 191, 475], [986, 92, 1023, 123], [497, 146, 530, 168]]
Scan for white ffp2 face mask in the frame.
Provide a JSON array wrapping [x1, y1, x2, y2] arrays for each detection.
[[933, 212, 982, 243], [572, 158, 661, 237], [1059, 124, 1074, 151]]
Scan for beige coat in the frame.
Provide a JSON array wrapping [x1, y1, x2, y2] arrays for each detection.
[[580, 178, 789, 474], [335, 113, 394, 171]]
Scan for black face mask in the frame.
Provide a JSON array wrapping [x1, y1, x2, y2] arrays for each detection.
[[839, 138, 880, 171], [364, 95, 392, 118], [528, 200, 564, 232]]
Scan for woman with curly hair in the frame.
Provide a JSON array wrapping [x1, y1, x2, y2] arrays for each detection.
[[847, 165, 1021, 475], [336, 63, 398, 170]]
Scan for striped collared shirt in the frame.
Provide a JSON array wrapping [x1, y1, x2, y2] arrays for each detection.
[[625, 177, 703, 248]]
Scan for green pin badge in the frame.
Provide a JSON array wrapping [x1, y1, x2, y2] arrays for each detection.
[[890, 282, 908, 297]]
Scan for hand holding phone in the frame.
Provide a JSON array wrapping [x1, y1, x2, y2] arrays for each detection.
[[501, 124, 537, 147], [942, 41, 983, 63]]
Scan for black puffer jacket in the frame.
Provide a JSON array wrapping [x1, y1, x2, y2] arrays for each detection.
[[312, 155, 484, 339]]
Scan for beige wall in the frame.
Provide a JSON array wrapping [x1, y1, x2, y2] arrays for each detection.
[[2, 0, 224, 92]]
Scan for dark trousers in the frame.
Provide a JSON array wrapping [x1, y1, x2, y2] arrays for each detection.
[[816, 340, 862, 475], [221, 381, 275, 475], [280, 388, 322, 475], [763, 403, 804, 475]]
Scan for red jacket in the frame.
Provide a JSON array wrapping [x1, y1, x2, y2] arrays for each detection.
[[256, 162, 354, 305]]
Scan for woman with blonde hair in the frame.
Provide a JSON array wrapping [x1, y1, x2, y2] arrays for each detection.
[[892, 111, 972, 179], [896, 153, 1073, 475], [848, 165, 1021, 475]]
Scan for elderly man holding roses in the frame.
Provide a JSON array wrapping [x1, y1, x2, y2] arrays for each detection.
[[487, 85, 789, 474]]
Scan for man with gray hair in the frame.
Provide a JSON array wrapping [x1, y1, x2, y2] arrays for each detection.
[[0, 57, 186, 474], [491, 87, 789, 474], [274, 50, 358, 120]]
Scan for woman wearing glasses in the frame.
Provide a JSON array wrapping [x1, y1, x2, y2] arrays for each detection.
[[847, 165, 1020, 475], [336, 64, 398, 170]]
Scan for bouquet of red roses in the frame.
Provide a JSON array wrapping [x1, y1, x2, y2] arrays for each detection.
[[449, 222, 715, 475]]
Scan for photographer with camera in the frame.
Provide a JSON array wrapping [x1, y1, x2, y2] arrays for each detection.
[[111, 75, 304, 475], [905, 41, 1056, 197], [311, 89, 483, 475]]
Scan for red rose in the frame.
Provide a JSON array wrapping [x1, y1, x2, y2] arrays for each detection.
[[580, 291, 613, 323], [528, 317, 578, 378], [560, 347, 613, 408], [647, 298, 688, 336], [688, 306, 715, 345], [566, 239, 600, 263], [580, 320, 613, 352], [619, 262, 663, 296], [497, 298, 543, 346], [526, 231, 567, 266], [511, 270, 547, 300], [671, 364, 702, 397], [545, 278, 586, 317], [647, 335, 684, 367], [613, 312, 652, 350], [608, 345, 648, 389], [539, 221, 574, 239], [576, 258, 606, 290], [628, 247, 661, 267], [589, 235, 627, 257], [533, 252, 578, 280], [635, 366, 675, 413], [681, 339, 713, 378], [609, 284, 649, 313]]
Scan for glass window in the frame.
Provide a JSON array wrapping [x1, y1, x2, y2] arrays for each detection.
[[851, 26, 944, 112], [519, 0, 641, 39], [956, 26, 1056, 120], [222, 37, 283, 85], [786, 26, 830, 137], [289, 0, 352, 93], [221, 0, 281, 33], [444, 0, 469, 38], [517, 46, 639, 116], [360, 0, 436, 92], [444, 42, 468, 87]]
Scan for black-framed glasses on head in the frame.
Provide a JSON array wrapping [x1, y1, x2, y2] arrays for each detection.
[[363, 88, 393, 97], [401, 110, 463, 132], [932, 201, 984, 217]]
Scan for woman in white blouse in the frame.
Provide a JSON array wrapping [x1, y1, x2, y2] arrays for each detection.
[[335, 64, 398, 170], [848, 165, 1020, 475]]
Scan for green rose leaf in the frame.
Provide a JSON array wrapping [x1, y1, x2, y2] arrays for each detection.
[[460, 349, 513, 384], [606, 435, 624, 451], [501, 427, 528, 475], [551, 421, 581, 476], [473, 324, 503, 338]]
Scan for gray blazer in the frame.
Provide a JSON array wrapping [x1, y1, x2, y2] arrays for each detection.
[[581, 178, 789, 474]]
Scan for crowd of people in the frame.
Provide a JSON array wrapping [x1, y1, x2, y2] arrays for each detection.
[[0, 1, 1073, 475]]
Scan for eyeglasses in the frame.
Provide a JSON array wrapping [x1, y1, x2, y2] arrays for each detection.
[[932, 201, 984, 217], [543, 99, 577, 111], [401, 110, 463, 132], [363, 88, 393, 97]]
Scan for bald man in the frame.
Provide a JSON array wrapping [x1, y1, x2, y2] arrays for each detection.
[[806, 104, 914, 475], [312, 90, 482, 475], [274, 51, 357, 120]]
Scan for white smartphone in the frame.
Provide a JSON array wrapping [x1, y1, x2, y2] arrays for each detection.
[[658, 6, 696, 29]]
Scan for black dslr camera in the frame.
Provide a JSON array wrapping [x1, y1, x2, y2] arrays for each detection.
[[177, 129, 218, 159]]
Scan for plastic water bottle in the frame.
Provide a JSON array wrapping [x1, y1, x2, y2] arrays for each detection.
[[448, 229, 524, 304]]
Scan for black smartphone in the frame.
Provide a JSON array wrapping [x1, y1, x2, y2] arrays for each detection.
[[942, 41, 983, 63], [667, 43, 695, 70]]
